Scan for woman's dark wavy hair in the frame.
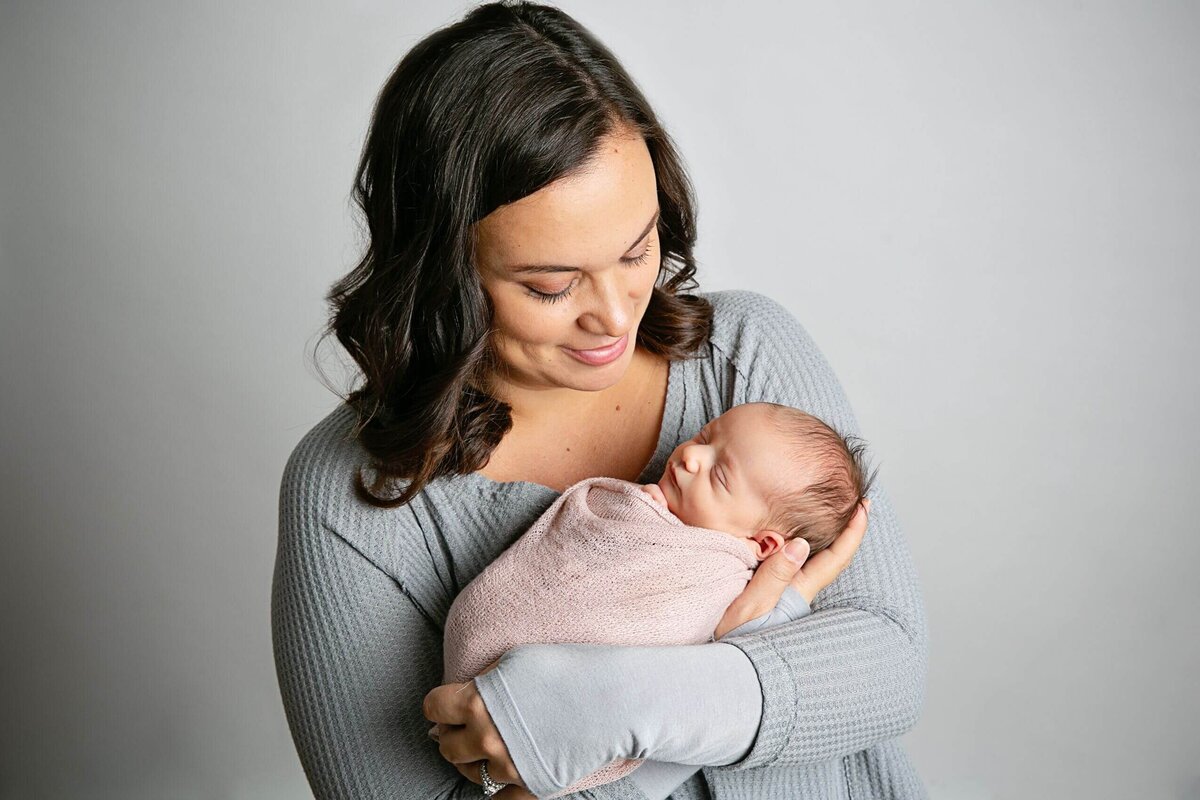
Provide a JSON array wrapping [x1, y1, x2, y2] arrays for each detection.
[[320, 1, 713, 508]]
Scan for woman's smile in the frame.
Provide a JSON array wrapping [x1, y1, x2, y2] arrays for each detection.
[[562, 333, 629, 365]]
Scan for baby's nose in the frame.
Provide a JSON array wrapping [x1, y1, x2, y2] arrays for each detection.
[[681, 444, 707, 470]]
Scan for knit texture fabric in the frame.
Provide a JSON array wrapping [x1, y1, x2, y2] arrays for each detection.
[[442, 476, 759, 796], [272, 289, 929, 799]]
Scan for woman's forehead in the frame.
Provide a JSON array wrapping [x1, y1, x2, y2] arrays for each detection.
[[475, 135, 657, 271]]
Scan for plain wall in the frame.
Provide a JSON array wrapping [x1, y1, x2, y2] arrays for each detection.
[[2, 1, 1197, 798]]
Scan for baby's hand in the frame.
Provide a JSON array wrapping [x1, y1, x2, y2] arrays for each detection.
[[640, 482, 668, 508]]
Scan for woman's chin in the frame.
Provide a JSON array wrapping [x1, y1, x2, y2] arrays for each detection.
[[556, 361, 632, 392]]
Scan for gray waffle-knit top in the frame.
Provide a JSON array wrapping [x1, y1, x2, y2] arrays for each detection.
[[272, 289, 929, 799]]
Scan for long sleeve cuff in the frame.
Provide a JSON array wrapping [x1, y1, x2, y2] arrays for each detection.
[[473, 641, 762, 798]]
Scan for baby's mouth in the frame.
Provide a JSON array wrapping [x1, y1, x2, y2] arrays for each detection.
[[663, 464, 679, 492]]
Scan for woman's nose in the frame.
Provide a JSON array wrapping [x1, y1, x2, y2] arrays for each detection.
[[580, 273, 635, 335]]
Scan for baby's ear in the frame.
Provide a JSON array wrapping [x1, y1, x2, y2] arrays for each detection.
[[753, 529, 790, 561]]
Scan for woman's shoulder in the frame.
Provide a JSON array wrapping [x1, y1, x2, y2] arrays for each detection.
[[277, 402, 421, 581], [280, 403, 365, 514], [697, 288, 819, 370], [693, 288, 857, 434]]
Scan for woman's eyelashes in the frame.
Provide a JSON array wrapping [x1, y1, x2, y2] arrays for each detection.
[[524, 239, 655, 304], [623, 238, 655, 267], [526, 281, 576, 304]]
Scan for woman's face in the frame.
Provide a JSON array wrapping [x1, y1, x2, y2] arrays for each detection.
[[474, 130, 662, 397]]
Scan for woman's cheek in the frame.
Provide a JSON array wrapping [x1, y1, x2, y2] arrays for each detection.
[[493, 303, 561, 347], [639, 261, 663, 296]]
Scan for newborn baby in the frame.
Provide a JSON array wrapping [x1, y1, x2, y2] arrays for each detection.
[[440, 401, 873, 796], [641, 401, 873, 563]]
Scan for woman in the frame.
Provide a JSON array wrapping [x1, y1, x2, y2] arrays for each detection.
[[271, 2, 927, 799]]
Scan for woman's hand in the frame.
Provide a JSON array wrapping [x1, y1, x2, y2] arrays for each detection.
[[714, 500, 869, 639], [424, 657, 530, 794]]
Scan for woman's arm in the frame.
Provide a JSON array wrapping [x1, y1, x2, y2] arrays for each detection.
[[271, 458, 651, 800], [272, 499, 478, 799]]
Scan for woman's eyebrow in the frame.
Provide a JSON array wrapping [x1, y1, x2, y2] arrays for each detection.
[[509, 207, 660, 274], [622, 207, 661, 252]]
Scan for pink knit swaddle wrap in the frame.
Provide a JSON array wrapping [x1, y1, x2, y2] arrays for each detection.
[[442, 476, 759, 797]]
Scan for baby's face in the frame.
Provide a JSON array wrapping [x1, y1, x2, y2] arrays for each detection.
[[652, 404, 785, 549]]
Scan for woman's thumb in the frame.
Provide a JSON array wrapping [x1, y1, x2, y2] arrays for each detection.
[[783, 538, 810, 566]]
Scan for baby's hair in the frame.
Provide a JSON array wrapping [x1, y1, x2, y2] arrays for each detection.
[[755, 403, 877, 556]]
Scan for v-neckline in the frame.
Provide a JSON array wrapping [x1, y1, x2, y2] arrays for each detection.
[[458, 355, 684, 499]]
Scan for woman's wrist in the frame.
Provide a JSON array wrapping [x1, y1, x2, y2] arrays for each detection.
[[718, 585, 811, 640]]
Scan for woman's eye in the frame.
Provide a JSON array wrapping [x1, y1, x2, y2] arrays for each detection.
[[526, 280, 577, 304], [621, 238, 655, 266], [526, 239, 653, 305]]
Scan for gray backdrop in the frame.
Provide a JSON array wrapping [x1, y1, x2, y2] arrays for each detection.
[[2, 1, 1197, 798]]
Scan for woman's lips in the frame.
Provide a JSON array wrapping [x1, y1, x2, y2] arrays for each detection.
[[563, 333, 628, 366]]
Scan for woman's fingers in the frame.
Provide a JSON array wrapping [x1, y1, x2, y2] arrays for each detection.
[[423, 677, 525, 787], [427, 657, 501, 741], [452, 763, 536, 798], [422, 682, 472, 727], [791, 500, 870, 604], [441, 725, 522, 785]]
